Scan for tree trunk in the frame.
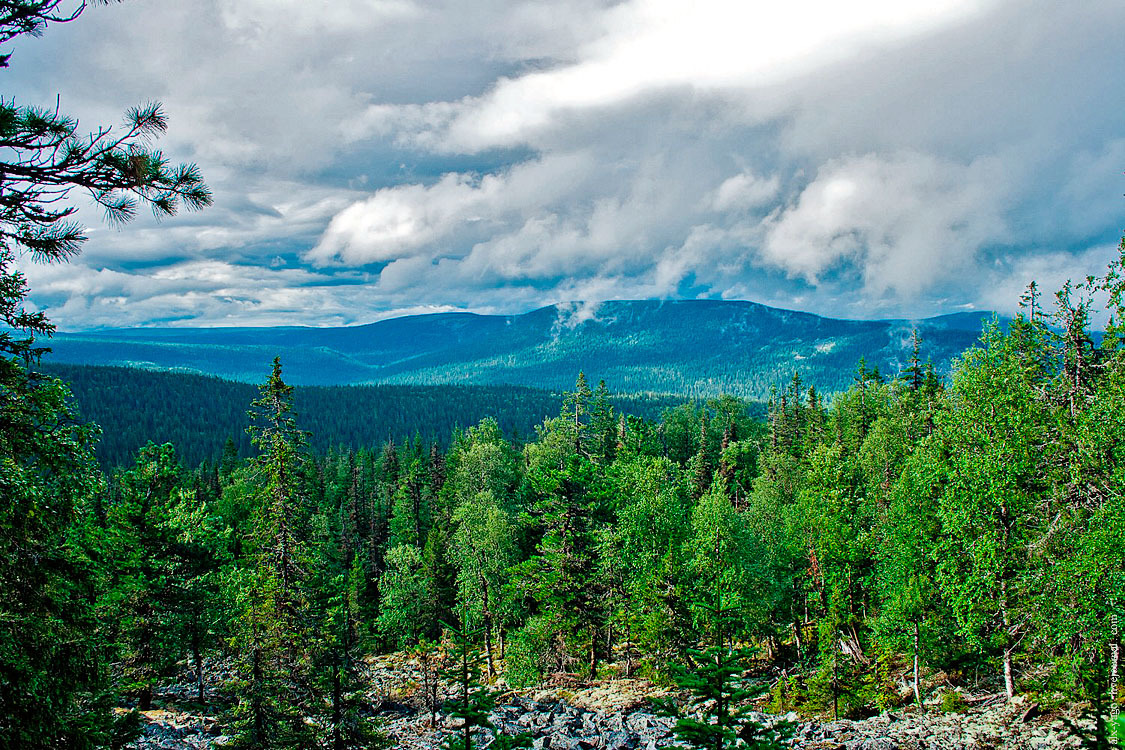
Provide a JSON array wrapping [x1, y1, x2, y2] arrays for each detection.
[[482, 580, 495, 678], [832, 656, 839, 721], [589, 634, 598, 682], [625, 621, 634, 678], [252, 647, 265, 745], [193, 638, 205, 703], [462, 652, 472, 750], [1000, 579, 1016, 700], [912, 621, 922, 709], [332, 663, 343, 750], [1003, 645, 1016, 700], [484, 616, 495, 679]]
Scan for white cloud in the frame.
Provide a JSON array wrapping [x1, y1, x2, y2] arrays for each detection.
[[976, 244, 1122, 321], [710, 172, 781, 212], [350, 0, 988, 152], [760, 152, 1009, 294], [19, 259, 378, 329], [7, 0, 1125, 328]]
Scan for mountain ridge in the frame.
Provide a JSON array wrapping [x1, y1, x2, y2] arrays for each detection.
[[45, 298, 997, 398]]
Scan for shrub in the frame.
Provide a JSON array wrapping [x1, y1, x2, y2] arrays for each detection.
[[939, 690, 969, 713]]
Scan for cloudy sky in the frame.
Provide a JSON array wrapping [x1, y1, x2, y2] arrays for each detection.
[[8, 0, 1125, 329]]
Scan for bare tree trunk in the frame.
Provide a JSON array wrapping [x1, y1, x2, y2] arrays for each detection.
[[1003, 645, 1016, 700], [1001, 579, 1016, 700], [331, 665, 343, 750], [482, 578, 495, 678], [252, 647, 265, 745], [484, 616, 495, 679], [832, 655, 839, 721], [912, 621, 922, 709], [625, 621, 634, 678], [606, 624, 613, 666]]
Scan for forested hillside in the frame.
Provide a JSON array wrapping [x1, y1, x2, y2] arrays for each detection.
[[44, 300, 993, 398], [8, 257, 1123, 747], [4, 2, 1122, 748], [45, 364, 708, 466]]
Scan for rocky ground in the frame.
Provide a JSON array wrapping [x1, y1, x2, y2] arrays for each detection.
[[130, 656, 1100, 749]]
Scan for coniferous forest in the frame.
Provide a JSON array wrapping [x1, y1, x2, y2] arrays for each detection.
[[5, 251, 1125, 746], [3, 2, 1125, 749], [39, 364, 707, 468]]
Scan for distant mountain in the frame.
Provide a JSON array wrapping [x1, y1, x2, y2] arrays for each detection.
[[44, 299, 997, 398]]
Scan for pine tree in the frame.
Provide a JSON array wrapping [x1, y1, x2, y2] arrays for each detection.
[[0, 1, 210, 744]]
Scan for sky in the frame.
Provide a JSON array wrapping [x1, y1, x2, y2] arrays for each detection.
[[7, 0, 1125, 329]]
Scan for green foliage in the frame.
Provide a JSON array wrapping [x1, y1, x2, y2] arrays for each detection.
[[938, 690, 969, 714], [224, 360, 318, 749], [0, 2, 209, 744], [654, 645, 791, 750], [315, 560, 388, 750], [502, 616, 554, 688], [0, 357, 116, 747], [103, 443, 216, 709], [7, 223, 1125, 746], [452, 490, 518, 677], [520, 402, 609, 678], [377, 544, 429, 648], [1057, 660, 1122, 750], [440, 620, 531, 750], [653, 601, 792, 750], [46, 363, 695, 467]]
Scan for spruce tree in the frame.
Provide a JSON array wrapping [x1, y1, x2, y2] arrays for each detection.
[[106, 443, 188, 710], [653, 598, 791, 750], [523, 432, 606, 679], [317, 559, 386, 749], [226, 358, 317, 748], [440, 620, 531, 750]]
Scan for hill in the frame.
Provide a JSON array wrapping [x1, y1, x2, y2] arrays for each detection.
[[43, 299, 995, 399]]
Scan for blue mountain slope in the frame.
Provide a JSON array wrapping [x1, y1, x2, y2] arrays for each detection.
[[45, 300, 996, 398]]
